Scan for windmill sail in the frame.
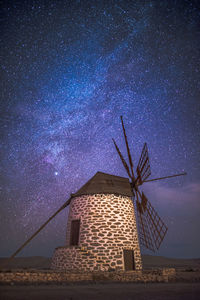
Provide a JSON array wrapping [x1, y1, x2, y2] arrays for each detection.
[[136, 143, 151, 185], [138, 192, 168, 250], [142, 192, 168, 249], [136, 198, 155, 251], [112, 116, 186, 252]]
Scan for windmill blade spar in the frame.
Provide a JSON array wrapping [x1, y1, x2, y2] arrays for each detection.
[[10, 196, 72, 260], [143, 172, 187, 183], [120, 116, 135, 180], [112, 138, 132, 179]]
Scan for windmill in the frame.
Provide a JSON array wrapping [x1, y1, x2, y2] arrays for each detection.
[[112, 116, 187, 252], [8, 116, 186, 270]]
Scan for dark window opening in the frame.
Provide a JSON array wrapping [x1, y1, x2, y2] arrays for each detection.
[[123, 249, 135, 271], [70, 219, 80, 246]]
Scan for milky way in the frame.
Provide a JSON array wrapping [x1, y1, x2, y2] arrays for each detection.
[[1, 0, 200, 258]]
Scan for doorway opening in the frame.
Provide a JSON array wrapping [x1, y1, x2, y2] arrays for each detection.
[[123, 249, 135, 270], [70, 219, 80, 246]]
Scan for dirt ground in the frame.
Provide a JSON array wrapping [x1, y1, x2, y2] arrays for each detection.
[[0, 282, 200, 300]]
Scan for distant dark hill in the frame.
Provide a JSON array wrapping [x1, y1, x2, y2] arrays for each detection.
[[0, 256, 51, 270], [142, 255, 200, 269], [0, 255, 199, 270]]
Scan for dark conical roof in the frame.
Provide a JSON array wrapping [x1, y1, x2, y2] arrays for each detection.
[[74, 172, 133, 197]]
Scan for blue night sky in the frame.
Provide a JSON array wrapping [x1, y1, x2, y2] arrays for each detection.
[[0, 0, 200, 258]]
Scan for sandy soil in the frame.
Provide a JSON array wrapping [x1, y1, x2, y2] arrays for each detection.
[[0, 282, 200, 300]]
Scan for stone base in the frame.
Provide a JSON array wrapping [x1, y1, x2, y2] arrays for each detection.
[[51, 246, 142, 272]]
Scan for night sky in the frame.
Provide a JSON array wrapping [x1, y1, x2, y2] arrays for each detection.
[[1, 0, 200, 259]]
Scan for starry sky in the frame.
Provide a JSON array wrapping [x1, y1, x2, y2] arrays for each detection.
[[1, 0, 200, 259]]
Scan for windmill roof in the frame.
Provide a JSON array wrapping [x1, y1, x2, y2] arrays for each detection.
[[73, 172, 133, 197]]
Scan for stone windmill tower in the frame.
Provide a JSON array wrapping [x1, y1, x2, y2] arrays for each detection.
[[51, 171, 142, 271], [9, 116, 186, 272]]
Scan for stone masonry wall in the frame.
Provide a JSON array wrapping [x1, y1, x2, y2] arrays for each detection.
[[51, 194, 142, 271], [0, 269, 177, 284]]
